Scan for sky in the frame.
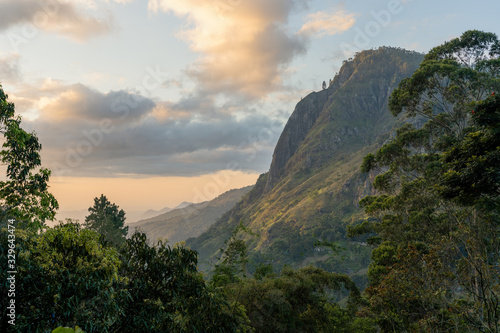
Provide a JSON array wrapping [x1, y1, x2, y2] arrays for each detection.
[[0, 0, 499, 221]]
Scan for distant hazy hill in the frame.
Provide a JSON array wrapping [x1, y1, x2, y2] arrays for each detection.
[[127, 186, 253, 244], [173, 201, 194, 210], [187, 47, 424, 274], [139, 206, 172, 220]]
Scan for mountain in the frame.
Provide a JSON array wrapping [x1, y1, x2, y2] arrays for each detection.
[[140, 206, 172, 220], [127, 186, 253, 245], [56, 207, 172, 226], [174, 201, 193, 209], [186, 47, 424, 275]]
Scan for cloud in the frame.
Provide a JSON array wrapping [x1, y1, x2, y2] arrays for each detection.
[[299, 8, 355, 37], [148, 0, 308, 99], [0, 53, 22, 82], [0, 0, 114, 41], [38, 84, 155, 122], [0, 0, 303, 178], [76, 0, 135, 9], [15, 82, 283, 177]]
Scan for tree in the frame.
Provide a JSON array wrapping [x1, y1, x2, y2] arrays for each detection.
[[356, 30, 500, 332], [112, 231, 252, 332], [2, 222, 251, 332], [437, 94, 500, 331], [221, 266, 374, 333], [439, 94, 500, 206], [84, 194, 128, 245], [0, 222, 124, 332], [211, 222, 255, 287], [0, 84, 58, 229], [209, 223, 374, 332]]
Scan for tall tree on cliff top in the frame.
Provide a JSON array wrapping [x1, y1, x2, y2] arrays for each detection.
[[356, 30, 500, 332], [0, 84, 58, 229]]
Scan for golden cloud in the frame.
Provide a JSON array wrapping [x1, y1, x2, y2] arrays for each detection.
[[0, 0, 113, 42], [148, 0, 307, 99], [299, 9, 356, 37]]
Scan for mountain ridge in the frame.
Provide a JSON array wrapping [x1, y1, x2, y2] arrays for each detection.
[[187, 47, 424, 273], [127, 186, 253, 244]]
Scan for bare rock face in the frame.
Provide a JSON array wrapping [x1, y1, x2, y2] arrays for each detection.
[[264, 58, 362, 191], [265, 47, 413, 192], [265, 88, 332, 191]]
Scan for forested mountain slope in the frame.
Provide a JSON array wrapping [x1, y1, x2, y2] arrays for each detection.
[[187, 47, 424, 274]]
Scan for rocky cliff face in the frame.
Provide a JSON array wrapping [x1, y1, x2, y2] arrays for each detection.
[[265, 59, 360, 191], [187, 47, 424, 272], [265, 89, 331, 191]]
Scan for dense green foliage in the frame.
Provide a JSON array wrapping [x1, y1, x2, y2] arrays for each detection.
[[439, 95, 500, 206], [0, 223, 123, 332], [84, 194, 128, 245], [218, 266, 376, 333], [114, 231, 250, 332], [356, 30, 500, 332], [210, 228, 376, 332], [0, 223, 249, 332], [1, 218, 367, 332], [0, 85, 58, 229]]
